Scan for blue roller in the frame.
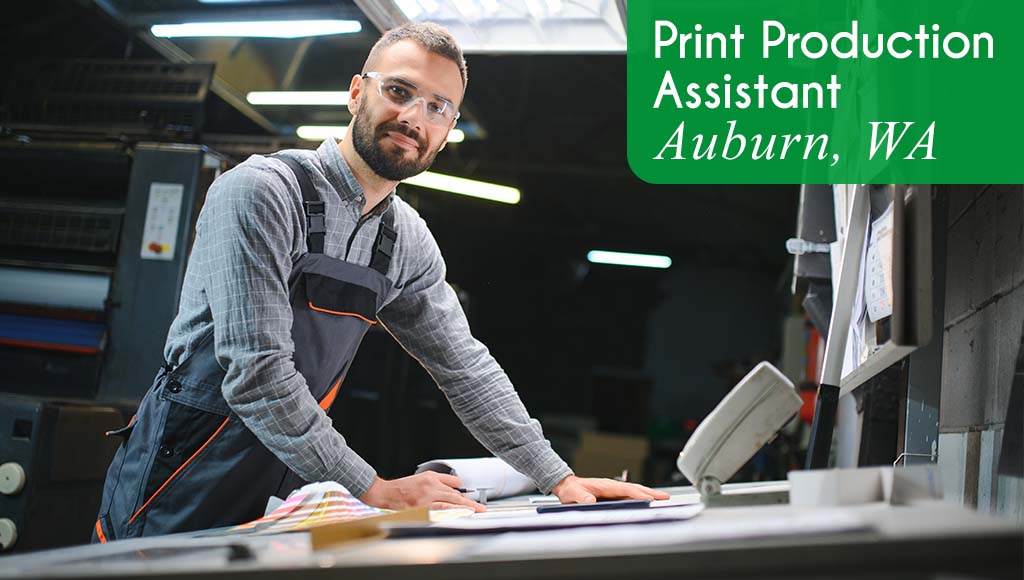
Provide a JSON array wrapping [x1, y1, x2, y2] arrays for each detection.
[[0, 313, 106, 352]]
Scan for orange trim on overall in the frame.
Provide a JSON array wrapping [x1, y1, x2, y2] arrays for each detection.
[[128, 416, 231, 525], [307, 301, 377, 325], [0, 337, 100, 354], [94, 520, 107, 543], [319, 376, 343, 411], [105, 414, 137, 437]]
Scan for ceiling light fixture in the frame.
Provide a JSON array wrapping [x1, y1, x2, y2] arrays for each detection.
[[452, 0, 482, 20], [296, 125, 347, 140], [151, 20, 362, 38], [586, 250, 672, 269], [395, 0, 424, 18], [404, 172, 520, 204], [524, 0, 546, 19], [480, 0, 501, 15], [355, 0, 625, 52], [419, 0, 442, 13], [544, 0, 564, 14], [247, 91, 350, 106]]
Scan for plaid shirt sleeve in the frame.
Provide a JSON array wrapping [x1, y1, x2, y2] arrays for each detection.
[[378, 215, 574, 494]]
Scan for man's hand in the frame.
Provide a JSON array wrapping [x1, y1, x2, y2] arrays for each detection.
[[550, 475, 670, 504], [359, 472, 486, 512]]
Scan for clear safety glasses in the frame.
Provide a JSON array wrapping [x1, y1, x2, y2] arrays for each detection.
[[361, 72, 460, 127]]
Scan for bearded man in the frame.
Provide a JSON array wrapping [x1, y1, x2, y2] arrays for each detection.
[[93, 22, 665, 542]]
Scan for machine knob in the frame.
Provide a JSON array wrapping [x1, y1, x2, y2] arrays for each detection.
[[0, 463, 25, 495], [0, 518, 16, 551]]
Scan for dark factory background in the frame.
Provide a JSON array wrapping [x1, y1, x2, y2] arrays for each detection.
[[0, 0, 800, 552]]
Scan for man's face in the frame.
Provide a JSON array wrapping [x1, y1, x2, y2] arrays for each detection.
[[350, 40, 464, 181]]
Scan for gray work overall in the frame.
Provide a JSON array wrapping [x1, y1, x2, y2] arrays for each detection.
[[92, 156, 396, 542]]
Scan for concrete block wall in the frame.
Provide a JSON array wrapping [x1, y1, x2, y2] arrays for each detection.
[[938, 185, 1024, 522]]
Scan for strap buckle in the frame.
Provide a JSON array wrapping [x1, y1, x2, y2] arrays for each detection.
[[375, 226, 396, 257], [305, 201, 326, 235]]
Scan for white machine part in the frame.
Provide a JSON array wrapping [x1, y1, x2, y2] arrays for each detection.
[[0, 463, 26, 495], [677, 362, 802, 498], [0, 266, 110, 311], [0, 518, 16, 551]]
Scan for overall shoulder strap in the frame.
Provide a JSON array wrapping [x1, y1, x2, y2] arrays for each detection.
[[369, 206, 397, 275], [271, 155, 325, 254]]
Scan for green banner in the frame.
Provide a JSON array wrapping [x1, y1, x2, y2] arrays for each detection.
[[626, 0, 1023, 184]]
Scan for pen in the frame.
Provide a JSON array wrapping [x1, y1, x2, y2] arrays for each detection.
[[456, 487, 491, 505], [536, 499, 651, 514]]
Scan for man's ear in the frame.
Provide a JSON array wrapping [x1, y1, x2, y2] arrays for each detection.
[[438, 121, 457, 152], [347, 74, 364, 116]]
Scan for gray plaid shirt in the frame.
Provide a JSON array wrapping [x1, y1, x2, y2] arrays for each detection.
[[163, 138, 572, 497]]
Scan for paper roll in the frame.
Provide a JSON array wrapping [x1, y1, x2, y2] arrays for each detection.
[[416, 457, 537, 499], [0, 267, 110, 311]]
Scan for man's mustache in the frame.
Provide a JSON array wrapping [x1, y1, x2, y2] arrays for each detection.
[[377, 122, 425, 150]]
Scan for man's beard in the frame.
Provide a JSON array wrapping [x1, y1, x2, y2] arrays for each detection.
[[351, 112, 439, 181]]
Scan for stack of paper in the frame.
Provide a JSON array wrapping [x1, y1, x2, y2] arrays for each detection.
[[386, 504, 705, 537]]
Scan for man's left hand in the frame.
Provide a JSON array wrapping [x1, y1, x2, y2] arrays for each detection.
[[550, 475, 670, 504]]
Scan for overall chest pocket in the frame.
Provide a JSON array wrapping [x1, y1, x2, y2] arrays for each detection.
[[287, 262, 391, 402], [303, 272, 379, 325]]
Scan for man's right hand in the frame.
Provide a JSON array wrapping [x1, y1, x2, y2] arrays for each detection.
[[359, 472, 486, 512]]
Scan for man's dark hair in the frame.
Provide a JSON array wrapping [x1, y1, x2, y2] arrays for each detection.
[[363, 22, 468, 90]]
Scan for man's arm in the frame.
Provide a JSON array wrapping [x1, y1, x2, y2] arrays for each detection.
[[378, 218, 574, 494], [378, 217, 670, 504], [196, 162, 377, 497]]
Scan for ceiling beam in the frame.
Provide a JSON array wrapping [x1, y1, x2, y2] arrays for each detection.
[[88, 0, 279, 135]]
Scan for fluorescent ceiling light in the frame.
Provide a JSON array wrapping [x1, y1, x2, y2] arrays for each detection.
[[248, 91, 349, 106], [480, 0, 501, 15], [524, 0, 545, 19], [296, 125, 347, 140], [587, 250, 672, 269], [404, 172, 520, 204], [296, 126, 465, 143], [395, 0, 424, 19], [151, 20, 361, 38], [453, 0, 482, 20], [368, 0, 624, 52]]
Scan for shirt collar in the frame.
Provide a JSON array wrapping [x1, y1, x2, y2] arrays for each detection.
[[316, 137, 395, 215]]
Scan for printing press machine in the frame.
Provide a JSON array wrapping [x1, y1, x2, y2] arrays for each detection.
[[0, 60, 226, 553]]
